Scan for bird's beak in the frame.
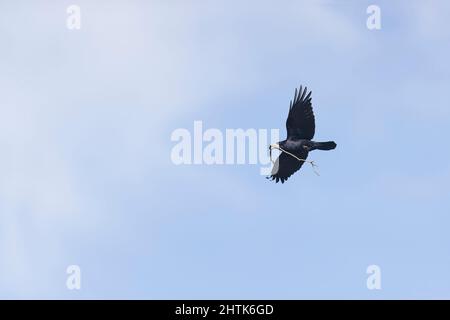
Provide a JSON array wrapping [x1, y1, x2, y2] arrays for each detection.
[[269, 143, 279, 150]]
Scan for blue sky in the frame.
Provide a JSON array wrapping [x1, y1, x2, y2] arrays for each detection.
[[1, 0, 450, 299]]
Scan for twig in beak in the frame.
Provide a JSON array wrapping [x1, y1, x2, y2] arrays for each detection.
[[269, 145, 320, 176]]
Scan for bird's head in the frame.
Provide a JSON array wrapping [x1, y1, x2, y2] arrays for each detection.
[[269, 140, 286, 151]]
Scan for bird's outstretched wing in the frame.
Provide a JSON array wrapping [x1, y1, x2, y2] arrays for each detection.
[[286, 86, 315, 140], [268, 150, 308, 183]]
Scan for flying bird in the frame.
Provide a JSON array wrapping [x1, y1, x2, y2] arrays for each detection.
[[268, 86, 336, 183]]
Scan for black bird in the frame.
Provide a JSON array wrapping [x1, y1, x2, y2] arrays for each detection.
[[268, 86, 336, 183]]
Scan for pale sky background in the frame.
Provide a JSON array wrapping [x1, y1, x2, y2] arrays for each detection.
[[1, 0, 450, 299]]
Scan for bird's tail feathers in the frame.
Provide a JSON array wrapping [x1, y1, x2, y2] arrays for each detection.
[[313, 141, 337, 151]]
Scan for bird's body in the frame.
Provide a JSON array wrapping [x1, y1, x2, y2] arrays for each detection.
[[281, 138, 337, 153], [268, 86, 336, 183]]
